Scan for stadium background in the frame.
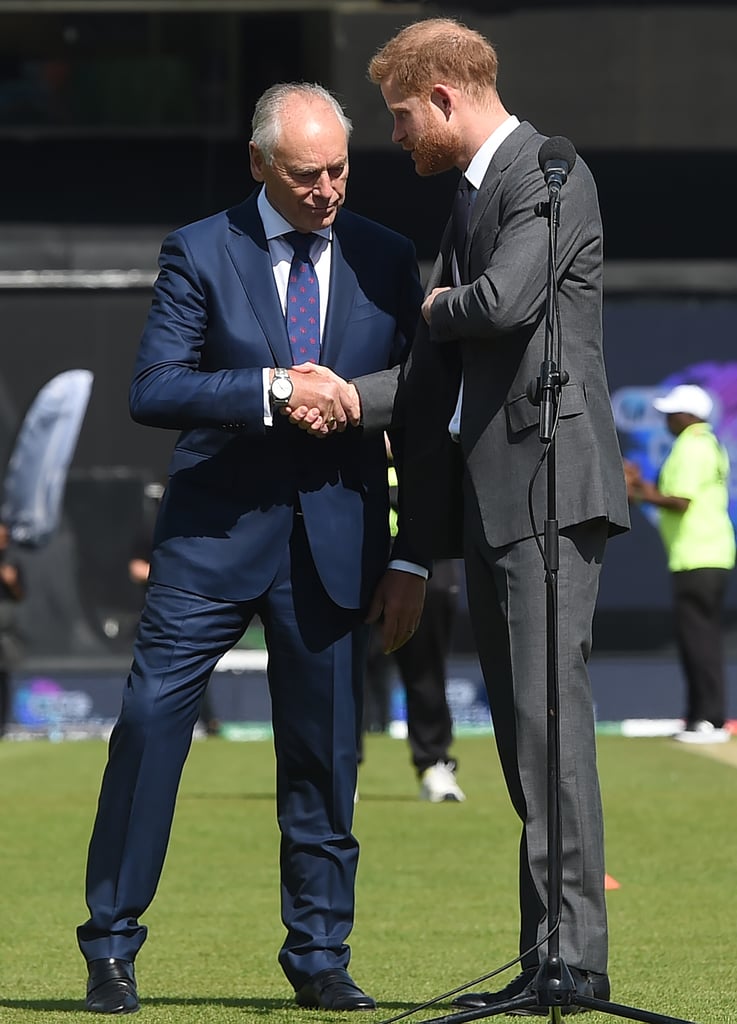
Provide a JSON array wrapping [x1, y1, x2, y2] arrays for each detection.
[[1, 0, 735, 734]]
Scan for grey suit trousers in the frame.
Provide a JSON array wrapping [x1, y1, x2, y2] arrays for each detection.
[[464, 514, 608, 974]]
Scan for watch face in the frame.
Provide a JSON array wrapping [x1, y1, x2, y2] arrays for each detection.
[[271, 376, 293, 401]]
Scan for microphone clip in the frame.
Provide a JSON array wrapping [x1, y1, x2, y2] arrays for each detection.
[[542, 163, 569, 196], [527, 368, 570, 407]]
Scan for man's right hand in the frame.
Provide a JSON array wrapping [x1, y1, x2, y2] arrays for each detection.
[[282, 364, 361, 436]]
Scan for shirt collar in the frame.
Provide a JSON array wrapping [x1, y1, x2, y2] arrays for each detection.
[[257, 186, 332, 243], [464, 115, 520, 191]]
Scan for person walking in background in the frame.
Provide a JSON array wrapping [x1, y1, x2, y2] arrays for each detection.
[[76, 81, 427, 1015], [0, 520, 24, 737], [368, 17, 630, 1011], [624, 384, 734, 744], [361, 438, 465, 802]]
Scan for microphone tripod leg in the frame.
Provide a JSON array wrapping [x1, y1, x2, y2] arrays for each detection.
[[415, 954, 700, 1024]]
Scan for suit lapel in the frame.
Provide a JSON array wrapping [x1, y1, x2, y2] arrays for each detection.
[[225, 197, 293, 367], [437, 122, 541, 285], [320, 225, 357, 369], [465, 121, 538, 267], [433, 215, 456, 288], [425, 250, 447, 292]]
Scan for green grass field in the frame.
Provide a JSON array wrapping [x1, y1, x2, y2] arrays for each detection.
[[1, 733, 735, 1023]]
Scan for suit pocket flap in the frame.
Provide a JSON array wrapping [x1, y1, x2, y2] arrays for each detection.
[[506, 382, 585, 435], [350, 299, 383, 323]]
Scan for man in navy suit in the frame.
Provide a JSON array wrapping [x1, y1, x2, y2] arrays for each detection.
[[77, 82, 426, 1014]]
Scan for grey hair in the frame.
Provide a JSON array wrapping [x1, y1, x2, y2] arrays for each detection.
[[251, 82, 353, 163]]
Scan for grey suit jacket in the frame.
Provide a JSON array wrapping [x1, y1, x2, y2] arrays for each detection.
[[393, 121, 630, 559]]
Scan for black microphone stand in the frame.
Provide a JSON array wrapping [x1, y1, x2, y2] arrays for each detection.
[[417, 185, 700, 1024]]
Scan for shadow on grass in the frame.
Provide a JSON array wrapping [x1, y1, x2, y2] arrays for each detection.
[[0, 996, 290, 1013], [180, 791, 276, 801], [0, 996, 424, 1013], [180, 792, 421, 803]]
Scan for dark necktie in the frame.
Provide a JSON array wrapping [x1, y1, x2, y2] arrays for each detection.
[[284, 231, 320, 364], [452, 176, 473, 278]]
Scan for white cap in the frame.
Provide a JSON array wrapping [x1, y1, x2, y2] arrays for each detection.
[[652, 384, 713, 420]]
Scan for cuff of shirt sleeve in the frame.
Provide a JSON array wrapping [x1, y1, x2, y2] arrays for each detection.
[[387, 559, 429, 580], [262, 368, 273, 425]]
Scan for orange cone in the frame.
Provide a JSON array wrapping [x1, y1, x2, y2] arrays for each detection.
[[605, 873, 621, 890]]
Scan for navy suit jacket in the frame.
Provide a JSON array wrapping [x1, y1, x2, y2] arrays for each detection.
[[130, 192, 423, 609]]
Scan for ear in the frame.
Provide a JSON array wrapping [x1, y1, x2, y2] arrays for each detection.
[[249, 141, 265, 182], [430, 84, 454, 120]]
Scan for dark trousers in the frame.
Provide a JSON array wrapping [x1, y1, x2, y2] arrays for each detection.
[[464, 520, 609, 974], [362, 560, 458, 774], [672, 567, 730, 727], [77, 516, 368, 990]]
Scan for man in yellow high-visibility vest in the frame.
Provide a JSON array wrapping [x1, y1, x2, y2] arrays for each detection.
[[625, 384, 735, 744]]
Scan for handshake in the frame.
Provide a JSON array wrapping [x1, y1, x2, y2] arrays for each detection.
[[275, 363, 361, 438]]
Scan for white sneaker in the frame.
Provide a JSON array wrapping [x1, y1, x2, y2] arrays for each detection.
[[419, 760, 466, 802], [673, 720, 731, 744]]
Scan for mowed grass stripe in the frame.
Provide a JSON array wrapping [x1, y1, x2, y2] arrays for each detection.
[[0, 734, 735, 1022]]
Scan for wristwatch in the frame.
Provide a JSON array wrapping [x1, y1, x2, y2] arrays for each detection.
[[269, 368, 293, 408]]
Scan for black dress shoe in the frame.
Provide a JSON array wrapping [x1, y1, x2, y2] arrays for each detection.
[[85, 958, 140, 1014], [452, 966, 610, 1016], [295, 968, 377, 1011]]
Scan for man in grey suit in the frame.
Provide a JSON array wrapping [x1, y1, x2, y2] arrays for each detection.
[[369, 17, 630, 1012]]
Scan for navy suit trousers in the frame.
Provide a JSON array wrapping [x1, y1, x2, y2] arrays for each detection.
[[77, 515, 369, 989]]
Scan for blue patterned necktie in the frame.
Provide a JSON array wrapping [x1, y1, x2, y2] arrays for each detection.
[[284, 231, 320, 364]]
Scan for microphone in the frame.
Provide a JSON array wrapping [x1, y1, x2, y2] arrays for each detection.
[[538, 136, 577, 195]]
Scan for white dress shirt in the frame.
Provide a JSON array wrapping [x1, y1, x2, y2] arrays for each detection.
[[258, 187, 331, 423], [257, 188, 426, 580]]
